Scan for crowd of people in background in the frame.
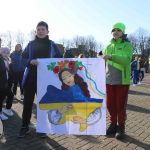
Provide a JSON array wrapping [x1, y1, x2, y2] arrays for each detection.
[[0, 44, 26, 121], [131, 56, 147, 86], [0, 21, 149, 140]]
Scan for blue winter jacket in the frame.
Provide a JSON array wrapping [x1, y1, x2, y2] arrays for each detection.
[[22, 39, 62, 87], [10, 51, 26, 72], [131, 60, 138, 71]]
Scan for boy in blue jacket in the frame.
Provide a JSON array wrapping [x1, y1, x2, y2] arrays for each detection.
[[18, 21, 62, 138]]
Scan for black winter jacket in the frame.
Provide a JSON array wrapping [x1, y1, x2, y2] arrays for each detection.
[[0, 55, 8, 90]]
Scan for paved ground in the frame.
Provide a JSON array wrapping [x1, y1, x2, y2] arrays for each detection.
[[0, 74, 150, 150]]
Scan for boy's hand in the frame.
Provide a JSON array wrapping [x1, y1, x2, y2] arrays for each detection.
[[30, 59, 38, 66], [102, 55, 112, 60]]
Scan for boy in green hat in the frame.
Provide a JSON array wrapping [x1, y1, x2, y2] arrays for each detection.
[[103, 22, 133, 139]]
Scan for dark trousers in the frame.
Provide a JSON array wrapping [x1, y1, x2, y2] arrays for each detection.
[[0, 75, 14, 112], [133, 70, 139, 84], [0, 90, 6, 112], [106, 84, 129, 126], [140, 71, 144, 81], [22, 80, 36, 127], [5, 74, 14, 109], [6, 87, 14, 109], [12, 71, 24, 95], [0, 88, 14, 112]]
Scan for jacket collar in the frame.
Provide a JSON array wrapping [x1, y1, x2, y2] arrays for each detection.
[[111, 38, 123, 44]]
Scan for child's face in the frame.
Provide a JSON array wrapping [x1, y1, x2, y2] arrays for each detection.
[[36, 26, 49, 38], [15, 44, 22, 52], [135, 56, 138, 61], [61, 71, 75, 86], [112, 28, 123, 39]]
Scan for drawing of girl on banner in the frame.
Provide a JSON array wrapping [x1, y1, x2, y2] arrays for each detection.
[[39, 60, 105, 132]]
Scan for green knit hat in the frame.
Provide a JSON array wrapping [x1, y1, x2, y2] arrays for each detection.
[[112, 22, 126, 33]]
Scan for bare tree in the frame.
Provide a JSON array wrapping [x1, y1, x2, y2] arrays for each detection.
[[72, 36, 87, 48], [0, 31, 14, 50], [98, 42, 104, 52], [145, 37, 150, 50], [59, 38, 73, 48], [128, 34, 138, 54], [86, 35, 97, 51], [28, 30, 36, 41], [16, 31, 25, 47], [59, 38, 67, 46], [71, 35, 98, 57], [136, 28, 148, 54], [129, 28, 149, 55]]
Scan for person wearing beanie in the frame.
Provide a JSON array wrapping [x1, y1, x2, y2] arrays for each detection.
[[112, 22, 126, 33], [18, 21, 62, 138], [103, 22, 133, 139]]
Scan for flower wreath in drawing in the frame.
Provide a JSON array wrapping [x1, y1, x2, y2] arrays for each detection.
[[47, 60, 83, 74]]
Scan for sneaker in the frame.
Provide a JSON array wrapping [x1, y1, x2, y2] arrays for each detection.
[[106, 124, 117, 136], [21, 94, 24, 100], [0, 113, 8, 120], [37, 133, 47, 138], [138, 82, 141, 85], [132, 84, 137, 86], [18, 127, 30, 138], [2, 108, 14, 116], [115, 125, 125, 140]]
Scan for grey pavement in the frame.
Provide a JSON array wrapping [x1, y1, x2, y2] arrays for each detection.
[[0, 74, 150, 150]]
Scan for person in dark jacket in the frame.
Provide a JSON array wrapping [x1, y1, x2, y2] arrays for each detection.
[[131, 56, 140, 86], [0, 47, 13, 120], [18, 21, 62, 138], [10, 44, 25, 100], [2, 65, 14, 117]]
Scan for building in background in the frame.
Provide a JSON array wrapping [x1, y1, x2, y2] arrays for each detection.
[[56, 44, 65, 56], [64, 45, 98, 58]]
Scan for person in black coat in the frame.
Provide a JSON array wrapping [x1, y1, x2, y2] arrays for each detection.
[[18, 21, 62, 138], [10, 44, 26, 100], [0, 47, 13, 120]]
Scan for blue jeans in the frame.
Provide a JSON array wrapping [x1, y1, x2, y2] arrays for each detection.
[[133, 70, 139, 84]]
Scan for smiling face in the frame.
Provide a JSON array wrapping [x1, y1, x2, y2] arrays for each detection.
[[61, 71, 75, 86], [112, 28, 123, 39], [36, 26, 49, 38]]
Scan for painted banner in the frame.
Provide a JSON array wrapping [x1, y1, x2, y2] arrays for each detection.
[[37, 58, 106, 135]]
